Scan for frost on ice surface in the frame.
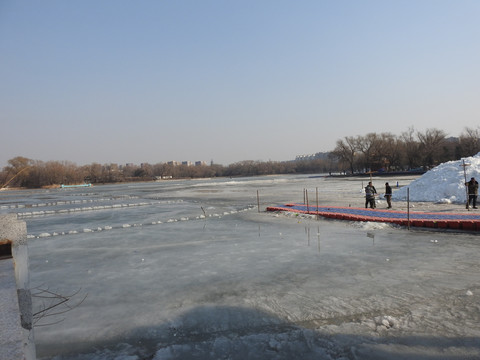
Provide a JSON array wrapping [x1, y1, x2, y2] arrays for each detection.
[[352, 221, 392, 231], [5, 174, 480, 360], [393, 152, 480, 203]]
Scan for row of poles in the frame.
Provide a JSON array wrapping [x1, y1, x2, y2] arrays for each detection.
[[256, 186, 413, 230], [255, 187, 321, 219], [256, 161, 475, 232]]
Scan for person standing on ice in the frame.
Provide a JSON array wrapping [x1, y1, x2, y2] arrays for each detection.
[[385, 182, 392, 209], [365, 181, 377, 209], [465, 177, 478, 209]]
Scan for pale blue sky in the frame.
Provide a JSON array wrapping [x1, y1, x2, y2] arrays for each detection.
[[1, 1, 479, 167]]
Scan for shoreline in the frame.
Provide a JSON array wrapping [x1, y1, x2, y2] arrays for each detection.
[[2, 174, 477, 215]]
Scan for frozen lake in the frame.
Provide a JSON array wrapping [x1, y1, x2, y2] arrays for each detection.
[[2, 175, 480, 359]]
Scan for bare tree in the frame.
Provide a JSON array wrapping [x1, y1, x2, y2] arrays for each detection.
[[2, 156, 33, 188], [83, 163, 103, 183], [134, 163, 154, 178], [417, 128, 447, 167], [400, 127, 421, 169], [102, 163, 123, 183], [356, 133, 385, 172], [331, 136, 358, 174], [459, 126, 480, 157], [377, 133, 403, 171]]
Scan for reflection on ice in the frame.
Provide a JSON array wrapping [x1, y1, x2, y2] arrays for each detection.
[[2, 175, 480, 359]]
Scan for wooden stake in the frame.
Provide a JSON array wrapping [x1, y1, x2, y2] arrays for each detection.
[[257, 190, 260, 213], [306, 189, 310, 214], [407, 188, 410, 230], [462, 160, 471, 211]]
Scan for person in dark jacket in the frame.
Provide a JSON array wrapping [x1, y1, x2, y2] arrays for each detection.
[[365, 181, 377, 209], [465, 177, 479, 209], [385, 182, 392, 209]]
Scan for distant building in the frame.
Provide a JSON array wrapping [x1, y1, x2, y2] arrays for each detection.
[[167, 160, 207, 166], [295, 154, 314, 161], [295, 152, 331, 161]]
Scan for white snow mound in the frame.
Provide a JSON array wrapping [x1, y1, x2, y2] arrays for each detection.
[[392, 152, 480, 203]]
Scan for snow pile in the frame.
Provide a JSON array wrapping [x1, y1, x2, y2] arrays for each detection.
[[393, 153, 480, 203]]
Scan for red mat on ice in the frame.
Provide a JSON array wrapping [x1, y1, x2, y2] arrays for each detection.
[[266, 203, 480, 231]]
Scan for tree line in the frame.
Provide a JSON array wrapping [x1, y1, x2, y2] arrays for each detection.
[[331, 127, 480, 174], [0, 157, 335, 188], [1, 127, 479, 189]]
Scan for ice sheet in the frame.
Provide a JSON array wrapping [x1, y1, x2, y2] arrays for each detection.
[[2, 175, 480, 359]]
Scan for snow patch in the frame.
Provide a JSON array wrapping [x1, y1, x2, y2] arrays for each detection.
[[393, 152, 480, 203]]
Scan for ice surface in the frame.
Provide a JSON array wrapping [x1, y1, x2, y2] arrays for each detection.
[[2, 175, 480, 359]]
